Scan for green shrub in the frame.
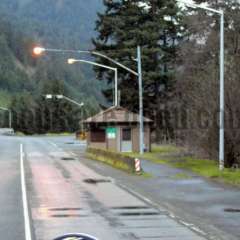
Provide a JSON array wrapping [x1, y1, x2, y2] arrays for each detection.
[[86, 148, 136, 172]]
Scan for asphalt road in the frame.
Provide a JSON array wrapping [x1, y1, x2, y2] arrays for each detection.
[[0, 136, 25, 239], [0, 135, 210, 240], [49, 136, 240, 240], [2, 135, 239, 240]]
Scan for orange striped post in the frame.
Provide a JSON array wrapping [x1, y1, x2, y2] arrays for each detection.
[[135, 158, 141, 174]]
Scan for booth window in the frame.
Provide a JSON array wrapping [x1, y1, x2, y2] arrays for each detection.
[[91, 129, 106, 142], [122, 128, 131, 141]]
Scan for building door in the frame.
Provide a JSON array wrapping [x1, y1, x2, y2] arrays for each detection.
[[121, 128, 132, 152]]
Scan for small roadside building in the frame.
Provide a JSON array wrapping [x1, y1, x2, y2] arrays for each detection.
[[84, 106, 153, 153]]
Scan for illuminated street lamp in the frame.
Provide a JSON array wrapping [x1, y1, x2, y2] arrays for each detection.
[[45, 94, 84, 133], [33, 47, 45, 56], [44, 94, 84, 108], [34, 46, 145, 155], [68, 58, 118, 107]]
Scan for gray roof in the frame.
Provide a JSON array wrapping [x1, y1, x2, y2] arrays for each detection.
[[84, 106, 152, 124]]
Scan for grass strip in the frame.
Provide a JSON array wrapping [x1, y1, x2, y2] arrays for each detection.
[[124, 145, 240, 186]]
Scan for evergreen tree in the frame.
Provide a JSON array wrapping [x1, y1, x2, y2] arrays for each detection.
[[93, 0, 185, 141]]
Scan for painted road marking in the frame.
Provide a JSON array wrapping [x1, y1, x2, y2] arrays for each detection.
[[48, 141, 61, 150], [118, 182, 209, 238], [48, 141, 78, 158], [20, 144, 32, 240]]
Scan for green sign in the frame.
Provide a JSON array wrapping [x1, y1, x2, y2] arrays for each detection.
[[106, 127, 117, 139]]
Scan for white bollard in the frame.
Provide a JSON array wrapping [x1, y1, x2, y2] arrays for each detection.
[[135, 158, 141, 173]]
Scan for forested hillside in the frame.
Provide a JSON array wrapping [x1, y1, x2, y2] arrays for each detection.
[[0, 0, 104, 133], [93, 0, 240, 167]]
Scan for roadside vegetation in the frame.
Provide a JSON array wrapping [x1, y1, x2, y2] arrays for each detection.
[[1, 0, 240, 171], [124, 145, 240, 186], [86, 148, 152, 177], [86, 148, 135, 173], [93, 1, 240, 169]]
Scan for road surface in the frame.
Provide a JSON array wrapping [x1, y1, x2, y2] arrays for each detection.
[[0, 135, 210, 240], [50, 136, 240, 240], [0, 136, 25, 239]]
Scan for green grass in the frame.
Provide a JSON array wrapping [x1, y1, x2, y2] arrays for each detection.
[[172, 172, 192, 180], [86, 152, 132, 173], [175, 157, 240, 185], [45, 132, 74, 136], [15, 131, 25, 136], [141, 172, 153, 178], [124, 145, 240, 186], [124, 145, 180, 163]]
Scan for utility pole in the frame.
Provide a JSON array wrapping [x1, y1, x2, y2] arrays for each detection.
[[34, 46, 144, 153], [0, 107, 12, 129], [178, 1, 225, 171], [137, 46, 144, 155], [68, 58, 118, 106], [219, 12, 225, 171]]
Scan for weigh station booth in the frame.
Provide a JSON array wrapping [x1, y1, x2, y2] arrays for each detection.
[[84, 106, 153, 153]]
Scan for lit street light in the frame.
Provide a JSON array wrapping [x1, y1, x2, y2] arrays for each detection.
[[45, 94, 85, 133], [45, 94, 84, 108], [34, 46, 145, 155], [33, 47, 45, 56], [178, 0, 225, 170], [68, 58, 118, 107], [0, 107, 12, 129]]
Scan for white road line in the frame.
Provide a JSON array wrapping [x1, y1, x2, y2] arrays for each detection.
[[48, 141, 61, 150], [48, 141, 77, 158], [118, 182, 159, 207], [70, 151, 77, 157], [20, 144, 32, 240], [118, 182, 209, 238]]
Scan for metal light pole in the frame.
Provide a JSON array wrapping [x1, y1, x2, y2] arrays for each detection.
[[56, 95, 85, 133], [219, 12, 225, 171], [178, 1, 225, 170], [34, 46, 144, 154], [68, 58, 118, 106], [137, 46, 144, 154], [45, 94, 84, 134], [0, 107, 12, 128], [45, 94, 84, 108]]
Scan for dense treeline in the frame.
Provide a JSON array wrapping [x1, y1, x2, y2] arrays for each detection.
[[0, 0, 104, 133], [93, 0, 184, 142], [177, 0, 240, 167], [1, 0, 240, 166], [0, 17, 101, 133], [93, 0, 240, 167]]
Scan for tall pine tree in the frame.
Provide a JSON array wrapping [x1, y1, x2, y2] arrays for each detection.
[[93, 0, 184, 141]]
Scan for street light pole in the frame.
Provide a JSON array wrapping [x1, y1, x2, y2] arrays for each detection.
[[45, 94, 84, 108], [137, 46, 144, 154], [58, 95, 85, 108], [0, 107, 12, 128], [45, 94, 84, 134], [34, 46, 144, 154], [178, 1, 225, 170], [219, 12, 225, 171], [9, 111, 12, 129], [33, 47, 138, 75], [68, 58, 118, 106]]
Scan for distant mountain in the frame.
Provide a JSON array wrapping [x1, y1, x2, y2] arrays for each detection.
[[0, 0, 104, 48], [0, 0, 106, 108]]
